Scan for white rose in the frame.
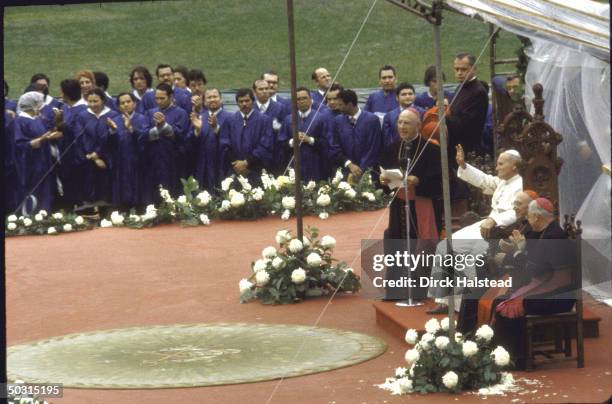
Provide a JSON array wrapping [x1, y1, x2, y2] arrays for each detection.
[[47, 227, 57, 234], [34, 213, 43, 222], [7, 222, 17, 231], [395, 367, 407, 378], [52, 212, 63, 220], [491, 346, 510, 367], [288, 238, 303, 253], [239, 278, 253, 295], [405, 329, 418, 345], [275, 175, 291, 188], [455, 332, 463, 343], [255, 270, 270, 287], [440, 317, 450, 330], [74, 216, 84, 225], [397, 377, 413, 394], [23, 218, 32, 227], [177, 195, 187, 204], [160, 188, 173, 203], [230, 192, 245, 208], [275, 230, 291, 244], [100, 219, 113, 228], [63, 224, 73, 232], [281, 209, 291, 221], [320, 235, 336, 248], [404, 348, 420, 365], [462, 340, 478, 357], [238, 176, 252, 191], [424, 318, 441, 334], [442, 371, 458, 389], [435, 336, 450, 350], [220, 200, 231, 211], [334, 169, 343, 181], [129, 214, 141, 222], [305, 181, 316, 190], [316, 194, 331, 207], [345, 189, 356, 199], [110, 212, 124, 226], [319, 212, 329, 220], [306, 252, 322, 267], [419, 333, 435, 350], [262, 246, 277, 258], [146, 204, 156, 213], [338, 181, 351, 190], [272, 256, 285, 269], [196, 191, 211, 205], [7, 215, 17, 222], [282, 196, 295, 210], [252, 187, 264, 201], [253, 259, 268, 272], [199, 214, 210, 225], [291, 268, 307, 284], [409, 364, 415, 377], [228, 189, 237, 199], [221, 177, 234, 191], [142, 210, 157, 221], [475, 324, 494, 342], [39, 210, 48, 217]]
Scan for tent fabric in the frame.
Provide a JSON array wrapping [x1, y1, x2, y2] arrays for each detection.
[[446, 0, 610, 60]]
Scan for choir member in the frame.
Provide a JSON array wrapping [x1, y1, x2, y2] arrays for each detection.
[[364, 65, 399, 114], [107, 92, 149, 208], [310, 67, 332, 107], [173, 65, 189, 90], [382, 82, 425, 147], [129, 66, 154, 114], [262, 70, 290, 119], [414, 65, 453, 111], [278, 87, 329, 181], [94, 71, 118, 111], [13, 92, 63, 213], [189, 88, 231, 193], [328, 89, 383, 178], [73, 88, 119, 208], [140, 83, 189, 204], [219, 88, 273, 185], [74, 70, 96, 106]]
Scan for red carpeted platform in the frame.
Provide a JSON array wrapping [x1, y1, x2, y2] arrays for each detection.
[[5, 210, 612, 403]]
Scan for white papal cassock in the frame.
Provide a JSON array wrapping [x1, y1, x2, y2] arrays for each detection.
[[428, 163, 523, 307]]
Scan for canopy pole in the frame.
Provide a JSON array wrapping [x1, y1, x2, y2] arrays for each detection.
[[286, 0, 303, 241], [432, 0, 456, 338]]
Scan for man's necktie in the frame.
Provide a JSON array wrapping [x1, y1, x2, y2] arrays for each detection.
[[349, 116, 356, 127], [243, 114, 248, 127]]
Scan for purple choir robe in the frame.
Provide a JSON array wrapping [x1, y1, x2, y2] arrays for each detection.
[[310, 90, 326, 109], [414, 90, 454, 111], [254, 100, 286, 170], [141, 87, 191, 114], [279, 110, 329, 182], [190, 108, 232, 193], [328, 110, 383, 173], [109, 112, 149, 206], [133, 89, 154, 115], [382, 105, 425, 147], [73, 107, 119, 204], [4, 111, 18, 211], [140, 104, 189, 203], [58, 103, 88, 206], [364, 89, 399, 114], [6, 99, 17, 112], [272, 95, 291, 119], [219, 109, 273, 185], [13, 114, 57, 212]]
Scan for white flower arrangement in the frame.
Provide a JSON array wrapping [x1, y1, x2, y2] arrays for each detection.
[[47, 227, 57, 234], [63, 224, 73, 232], [318, 212, 329, 220], [199, 214, 210, 225], [100, 219, 113, 228], [281, 196, 295, 210], [379, 317, 513, 396], [316, 194, 331, 207], [240, 227, 360, 305], [7, 214, 17, 222]]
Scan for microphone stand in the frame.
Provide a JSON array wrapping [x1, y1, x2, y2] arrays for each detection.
[[396, 151, 423, 307]]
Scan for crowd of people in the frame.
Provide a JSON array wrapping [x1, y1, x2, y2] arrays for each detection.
[[3, 52, 506, 216]]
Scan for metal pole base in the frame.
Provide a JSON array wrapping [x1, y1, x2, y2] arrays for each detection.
[[395, 299, 425, 307]]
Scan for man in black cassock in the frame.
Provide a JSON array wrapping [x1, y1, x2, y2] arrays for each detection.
[[379, 108, 442, 300]]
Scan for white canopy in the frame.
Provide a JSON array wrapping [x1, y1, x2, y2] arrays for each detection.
[[446, 0, 610, 60]]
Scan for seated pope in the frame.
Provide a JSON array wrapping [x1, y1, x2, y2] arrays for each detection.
[[427, 145, 523, 314]]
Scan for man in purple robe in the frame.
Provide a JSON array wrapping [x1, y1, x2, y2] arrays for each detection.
[[219, 88, 273, 185], [364, 65, 399, 114], [328, 89, 383, 178], [382, 82, 425, 147], [278, 87, 329, 182]]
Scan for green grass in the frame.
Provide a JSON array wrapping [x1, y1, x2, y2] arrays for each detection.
[[4, 0, 521, 98]]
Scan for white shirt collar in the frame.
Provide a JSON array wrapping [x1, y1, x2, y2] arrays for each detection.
[[18, 111, 36, 120], [271, 94, 278, 102], [86, 106, 111, 118], [43, 95, 54, 106], [243, 109, 254, 120], [105, 91, 113, 100], [318, 89, 326, 97], [352, 107, 362, 121], [256, 100, 270, 111], [75, 98, 88, 107], [300, 108, 312, 119]]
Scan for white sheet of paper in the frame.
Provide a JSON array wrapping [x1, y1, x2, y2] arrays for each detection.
[[379, 166, 404, 189]]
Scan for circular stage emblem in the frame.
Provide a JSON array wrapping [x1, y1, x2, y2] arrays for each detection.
[[8, 323, 387, 388]]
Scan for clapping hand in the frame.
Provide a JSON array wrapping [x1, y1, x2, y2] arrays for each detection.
[[153, 111, 165, 127], [348, 163, 362, 178], [190, 112, 202, 134], [106, 117, 117, 131], [456, 144, 466, 169]]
